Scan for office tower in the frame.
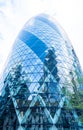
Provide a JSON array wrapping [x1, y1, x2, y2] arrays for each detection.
[[0, 14, 83, 130]]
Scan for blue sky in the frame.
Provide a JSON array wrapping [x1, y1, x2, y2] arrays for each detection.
[[0, 0, 83, 74]]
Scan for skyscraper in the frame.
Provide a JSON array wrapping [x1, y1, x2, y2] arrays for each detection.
[[0, 14, 83, 130]]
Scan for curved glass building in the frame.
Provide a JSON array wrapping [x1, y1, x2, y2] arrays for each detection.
[[0, 14, 83, 130]]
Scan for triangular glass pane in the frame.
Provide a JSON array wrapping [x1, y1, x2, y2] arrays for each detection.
[[0, 98, 19, 130], [56, 101, 79, 129], [23, 100, 52, 129]]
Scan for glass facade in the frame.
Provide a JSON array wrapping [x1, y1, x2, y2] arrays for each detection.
[[0, 14, 83, 130]]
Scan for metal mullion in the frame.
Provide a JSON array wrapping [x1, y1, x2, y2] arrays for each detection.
[[21, 73, 53, 124], [53, 96, 66, 124]]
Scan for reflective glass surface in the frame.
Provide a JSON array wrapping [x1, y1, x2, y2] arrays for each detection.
[[0, 14, 83, 130]]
